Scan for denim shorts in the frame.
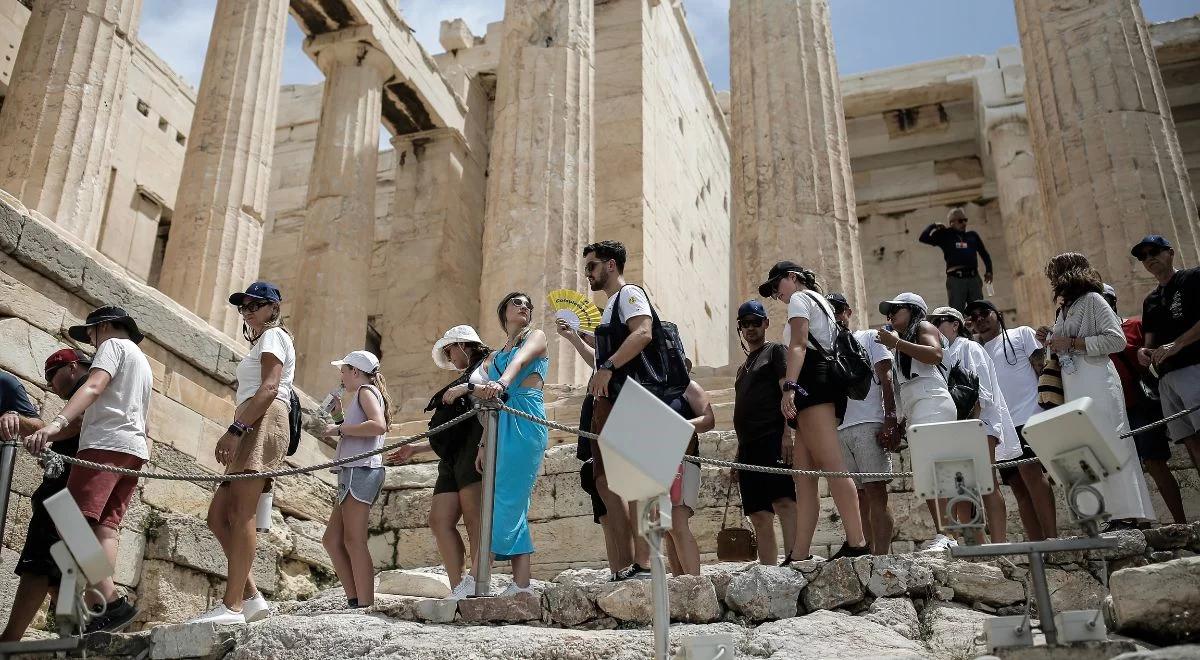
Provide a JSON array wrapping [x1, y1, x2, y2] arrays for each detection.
[[336, 466, 385, 505]]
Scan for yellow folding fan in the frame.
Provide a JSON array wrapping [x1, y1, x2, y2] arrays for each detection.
[[547, 289, 602, 332]]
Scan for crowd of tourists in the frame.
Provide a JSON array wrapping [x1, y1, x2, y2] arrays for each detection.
[[1, 229, 1197, 636]]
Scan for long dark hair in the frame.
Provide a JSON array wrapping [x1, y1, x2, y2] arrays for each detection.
[[496, 291, 534, 345], [787, 268, 822, 294], [898, 305, 929, 379], [243, 302, 292, 344], [1045, 252, 1103, 308]]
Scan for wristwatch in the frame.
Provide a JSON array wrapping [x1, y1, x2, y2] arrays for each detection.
[[599, 359, 615, 372], [466, 382, 476, 392]]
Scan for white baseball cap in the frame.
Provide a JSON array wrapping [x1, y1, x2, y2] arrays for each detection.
[[331, 350, 380, 374], [879, 292, 928, 315], [433, 325, 487, 370]]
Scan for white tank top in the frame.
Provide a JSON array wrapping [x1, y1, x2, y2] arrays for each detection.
[[894, 333, 947, 387]]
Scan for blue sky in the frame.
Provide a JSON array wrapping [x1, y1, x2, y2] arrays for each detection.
[[141, 1, 1198, 98]]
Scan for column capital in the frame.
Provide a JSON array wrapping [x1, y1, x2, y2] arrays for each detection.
[[390, 127, 469, 153], [304, 28, 392, 79]]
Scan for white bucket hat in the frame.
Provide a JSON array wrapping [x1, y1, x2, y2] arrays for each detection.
[[433, 325, 486, 370], [331, 350, 380, 374]]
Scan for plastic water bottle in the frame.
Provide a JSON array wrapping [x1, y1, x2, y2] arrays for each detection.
[[984, 281, 996, 298], [255, 491, 273, 532], [1058, 351, 1077, 376], [321, 385, 346, 422]]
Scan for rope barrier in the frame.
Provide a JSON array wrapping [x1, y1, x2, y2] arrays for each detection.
[[12, 398, 1200, 484]]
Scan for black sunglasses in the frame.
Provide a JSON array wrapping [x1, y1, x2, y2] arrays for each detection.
[[239, 300, 270, 313], [737, 318, 764, 329], [1135, 247, 1166, 262]]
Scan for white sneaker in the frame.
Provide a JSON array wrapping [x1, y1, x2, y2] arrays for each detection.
[[186, 603, 246, 626], [920, 534, 958, 552], [498, 583, 536, 598], [242, 593, 272, 623], [448, 575, 477, 601]]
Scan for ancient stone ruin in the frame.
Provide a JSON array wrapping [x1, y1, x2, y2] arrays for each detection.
[[0, 0, 1198, 657]]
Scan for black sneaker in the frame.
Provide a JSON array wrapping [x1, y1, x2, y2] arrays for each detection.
[[630, 563, 652, 580], [830, 542, 871, 560], [84, 596, 139, 634]]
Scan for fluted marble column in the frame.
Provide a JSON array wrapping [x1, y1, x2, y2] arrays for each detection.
[[479, 0, 594, 385], [0, 0, 142, 244], [729, 0, 866, 329], [987, 115, 1055, 326], [1015, 0, 1199, 313], [382, 128, 486, 405], [290, 34, 391, 393], [158, 0, 288, 336]]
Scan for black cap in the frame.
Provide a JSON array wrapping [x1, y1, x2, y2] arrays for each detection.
[[963, 299, 1000, 317], [229, 281, 283, 307], [1130, 235, 1172, 258], [67, 306, 144, 344], [757, 260, 803, 298], [825, 293, 849, 311], [737, 300, 767, 319]]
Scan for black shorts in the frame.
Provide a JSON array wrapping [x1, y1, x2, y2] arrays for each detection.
[[16, 476, 71, 579], [1129, 405, 1172, 462], [580, 460, 606, 524], [736, 447, 795, 516], [786, 356, 842, 428], [999, 425, 1046, 485], [433, 440, 482, 495]]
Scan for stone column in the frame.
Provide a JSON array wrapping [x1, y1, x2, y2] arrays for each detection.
[[157, 0, 288, 337], [1015, 0, 1199, 314], [729, 0, 866, 327], [382, 128, 486, 406], [987, 114, 1055, 326], [289, 33, 391, 393], [0, 0, 142, 245], [479, 0, 594, 385]]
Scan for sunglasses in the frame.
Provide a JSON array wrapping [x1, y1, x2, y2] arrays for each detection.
[[238, 300, 270, 313], [737, 318, 764, 329], [583, 260, 607, 274], [1135, 247, 1166, 262], [509, 298, 533, 310], [966, 310, 993, 321]]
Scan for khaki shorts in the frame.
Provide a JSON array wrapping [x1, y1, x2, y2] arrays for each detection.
[[226, 398, 289, 475], [837, 422, 892, 488]]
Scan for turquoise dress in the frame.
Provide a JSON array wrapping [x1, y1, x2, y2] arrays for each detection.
[[488, 340, 549, 559]]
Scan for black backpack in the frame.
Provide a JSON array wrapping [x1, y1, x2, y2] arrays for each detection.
[[801, 292, 874, 400], [287, 389, 302, 456], [604, 285, 691, 401], [938, 361, 981, 420]]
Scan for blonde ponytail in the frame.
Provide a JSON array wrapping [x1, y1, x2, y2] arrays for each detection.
[[370, 370, 392, 427]]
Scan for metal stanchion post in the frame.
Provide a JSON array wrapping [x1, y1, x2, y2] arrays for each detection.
[[474, 403, 499, 597], [0, 441, 17, 548], [639, 496, 671, 660], [1028, 550, 1057, 646]]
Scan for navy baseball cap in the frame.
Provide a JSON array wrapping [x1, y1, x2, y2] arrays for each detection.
[[1130, 235, 1172, 258], [825, 292, 849, 311], [228, 281, 282, 306], [737, 300, 767, 319]]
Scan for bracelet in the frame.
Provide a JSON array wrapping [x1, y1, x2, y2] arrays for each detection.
[[228, 420, 252, 437], [52, 414, 68, 428], [783, 381, 800, 392]]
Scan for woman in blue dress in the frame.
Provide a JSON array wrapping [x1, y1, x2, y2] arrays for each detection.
[[474, 291, 549, 597]]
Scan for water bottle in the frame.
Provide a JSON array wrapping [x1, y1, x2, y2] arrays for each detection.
[[321, 385, 346, 422], [1058, 350, 1077, 376], [255, 490, 273, 532], [984, 281, 996, 298]]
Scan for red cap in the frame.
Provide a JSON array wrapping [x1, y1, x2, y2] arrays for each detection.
[[44, 348, 90, 379]]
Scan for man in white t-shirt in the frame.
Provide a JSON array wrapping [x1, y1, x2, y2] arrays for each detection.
[[25, 306, 152, 633], [828, 294, 897, 556], [965, 299, 1058, 541]]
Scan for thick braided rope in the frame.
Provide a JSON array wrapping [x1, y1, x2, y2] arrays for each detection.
[[32, 409, 478, 482]]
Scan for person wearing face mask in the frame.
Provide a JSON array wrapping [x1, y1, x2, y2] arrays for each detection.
[[731, 300, 798, 565], [188, 282, 295, 625], [388, 326, 491, 600], [1, 352, 82, 642], [874, 292, 959, 552], [758, 261, 868, 561]]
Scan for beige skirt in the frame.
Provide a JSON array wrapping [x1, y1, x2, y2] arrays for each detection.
[[226, 398, 289, 476]]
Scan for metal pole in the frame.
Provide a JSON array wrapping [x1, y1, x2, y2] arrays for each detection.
[[1028, 550, 1058, 646], [0, 441, 17, 548], [474, 405, 498, 597], [645, 497, 671, 660]]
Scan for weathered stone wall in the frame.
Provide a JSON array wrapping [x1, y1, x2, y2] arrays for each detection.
[[0, 198, 341, 630]]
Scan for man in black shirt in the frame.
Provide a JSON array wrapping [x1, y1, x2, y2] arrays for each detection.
[[2, 350, 88, 642], [1134, 235, 1200, 474], [918, 207, 994, 312], [732, 301, 796, 565]]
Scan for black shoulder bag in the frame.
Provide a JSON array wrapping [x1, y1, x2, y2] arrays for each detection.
[[800, 292, 874, 400]]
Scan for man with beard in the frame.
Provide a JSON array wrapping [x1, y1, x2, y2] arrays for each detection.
[[1133, 235, 1200, 476], [731, 301, 797, 565], [2, 349, 90, 641]]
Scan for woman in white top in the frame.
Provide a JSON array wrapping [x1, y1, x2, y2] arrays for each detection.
[[321, 350, 389, 608], [1041, 253, 1155, 530], [757, 261, 868, 561], [876, 292, 958, 551], [931, 306, 1019, 543], [194, 281, 296, 626]]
